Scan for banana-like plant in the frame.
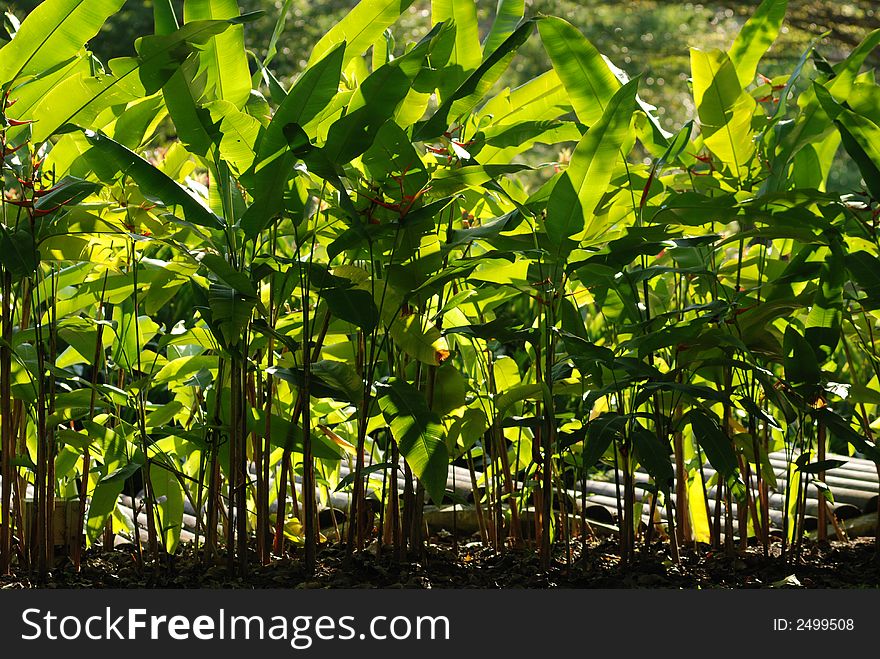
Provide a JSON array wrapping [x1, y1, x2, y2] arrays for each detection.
[[1, 0, 880, 582]]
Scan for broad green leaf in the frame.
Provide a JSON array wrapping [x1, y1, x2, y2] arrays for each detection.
[[544, 78, 638, 252], [310, 360, 364, 405], [805, 245, 844, 363], [376, 378, 449, 503], [538, 16, 619, 126], [632, 429, 674, 493], [135, 17, 252, 95], [308, 0, 415, 67], [483, 0, 525, 56], [150, 462, 185, 553], [432, 363, 466, 416], [159, 52, 214, 155], [86, 480, 123, 545], [241, 43, 345, 238], [0, 0, 126, 86], [797, 459, 847, 475], [847, 250, 880, 306], [416, 19, 534, 140], [389, 314, 451, 366], [584, 413, 625, 467], [153, 0, 180, 34], [432, 0, 481, 96], [29, 59, 143, 142], [814, 83, 880, 199], [206, 283, 256, 348], [110, 94, 168, 148], [447, 407, 488, 452], [689, 409, 739, 482], [783, 325, 821, 386], [814, 408, 880, 464], [81, 129, 223, 228], [204, 99, 261, 175], [321, 287, 380, 332], [5, 56, 90, 137], [198, 252, 258, 296], [690, 48, 757, 177], [728, 0, 787, 88], [183, 0, 251, 109], [112, 300, 160, 372], [478, 69, 570, 128], [153, 355, 219, 386], [85, 426, 130, 545], [827, 28, 880, 97], [322, 43, 425, 164], [254, 41, 344, 166], [494, 382, 543, 412], [0, 227, 39, 281], [361, 119, 428, 198]]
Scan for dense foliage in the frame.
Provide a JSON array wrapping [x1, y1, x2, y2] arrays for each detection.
[[1, 0, 880, 581]]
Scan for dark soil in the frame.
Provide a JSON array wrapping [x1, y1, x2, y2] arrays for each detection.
[[3, 535, 880, 589]]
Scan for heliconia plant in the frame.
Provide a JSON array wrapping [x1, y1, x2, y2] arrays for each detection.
[[0, 0, 879, 582]]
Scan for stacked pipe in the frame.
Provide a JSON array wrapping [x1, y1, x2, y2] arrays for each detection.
[[5, 448, 878, 547]]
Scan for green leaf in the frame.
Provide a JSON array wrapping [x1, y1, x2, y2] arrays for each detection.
[[482, 0, 524, 56], [245, 408, 340, 458], [153, 355, 218, 386], [183, 0, 251, 109], [584, 413, 625, 467], [335, 462, 395, 492], [322, 48, 422, 164], [158, 57, 215, 156], [544, 78, 638, 252], [447, 407, 488, 453], [308, 0, 415, 68], [153, 0, 179, 35], [99, 460, 143, 485], [814, 408, 880, 464], [689, 409, 739, 482], [86, 480, 123, 545], [847, 250, 880, 305], [0, 226, 39, 281], [361, 119, 428, 198], [203, 100, 261, 175], [0, 0, 126, 86], [321, 287, 379, 332], [376, 377, 449, 503], [310, 360, 364, 404], [29, 59, 143, 143], [538, 16, 619, 127], [431, 0, 482, 96], [805, 244, 844, 363], [631, 428, 674, 493], [432, 362, 466, 416], [111, 300, 160, 371], [241, 125, 313, 239], [135, 17, 252, 95], [416, 19, 534, 140], [728, 0, 787, 88], [198, 252, 258, 297], [783, 325, 821, 387], [33, 175, 100, 211], [254, 41, 344, 166], [206, 283, 255, 348], [389, 314, 450, 366], [81, 129, 223, 228], [150, 461, 185, 553], [690, 48, 757, 177], [814, 84, 880, 199], [797, 459, 847, 475]]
